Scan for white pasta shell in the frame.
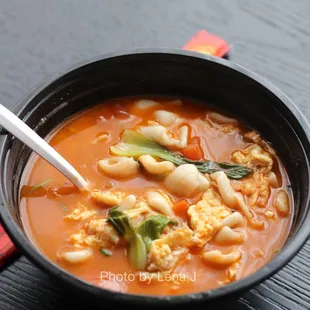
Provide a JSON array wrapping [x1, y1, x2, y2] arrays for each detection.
[[213, 226, 244, 245], [202, 249, 241, 266], [222, 212, 245, 228], [146, 191, 173, 216], [234, 192, 264, 229], [164, 164, 200, 197], [138, 155, 175, 175], [197, 173, 211, 191], [139, 124, 188, 148], [176, 125, 188, 148], [92, 132, 111, 144], [98, 157, 139, 178], [139, 125, 171, 145], [274, 190, 290, 216], [268, 172, 280, 188], [135, 99, 160, 109], [208, 112, 237, 124], [118, 195, 137, 211], [153, 110, 178, 127], [61, 248, 93, 264], [210, 171, 236, 207]]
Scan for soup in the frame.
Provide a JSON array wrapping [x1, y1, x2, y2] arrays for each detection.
[[20, 97, 292, 296]]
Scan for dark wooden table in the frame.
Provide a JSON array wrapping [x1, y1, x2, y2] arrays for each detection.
[[1, 0, 310, 309]]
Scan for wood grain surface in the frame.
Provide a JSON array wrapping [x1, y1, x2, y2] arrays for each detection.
[[0, 0, 310, 309]]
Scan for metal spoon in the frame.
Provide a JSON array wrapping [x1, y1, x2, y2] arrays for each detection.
[[0, 104, 88, 191]]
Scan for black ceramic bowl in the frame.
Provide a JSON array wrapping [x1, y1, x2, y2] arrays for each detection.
[[1, 49, 310, 308]]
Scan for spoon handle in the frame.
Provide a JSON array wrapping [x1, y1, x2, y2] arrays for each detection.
[[0, 104, 88, 190]]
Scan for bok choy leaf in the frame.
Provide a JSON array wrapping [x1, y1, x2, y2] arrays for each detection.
[[107, 208, 178, 270], [110, 129, 252, 179], [137, 215, 178, 251], [107, 207, 147, 270]]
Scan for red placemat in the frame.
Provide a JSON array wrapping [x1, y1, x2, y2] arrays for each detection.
[[0, 224, 17, 267], [0, 29, 230, 268], [182, 29, 230, 57]]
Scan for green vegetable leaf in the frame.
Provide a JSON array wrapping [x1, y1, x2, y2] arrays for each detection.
[[110, 129, 252, 179], [181, 160, 253, 179], [107, 207, 134, 240], [137, 215, 178, 251], [31, 178, 52, 191], [100, 248, 113, 256], [110, 129, 175, 162], [107, 207, 147, 270], [127, 233, 147, 271]]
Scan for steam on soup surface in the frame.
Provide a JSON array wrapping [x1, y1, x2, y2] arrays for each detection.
[[20, 97, 292, 296]]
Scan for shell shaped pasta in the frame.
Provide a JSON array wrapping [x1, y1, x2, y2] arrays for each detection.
[[154, 110, 178, 127], [146, 191, 173, 216], [135, 99, 159, 109], [139, 125, 167, 144], [197, 172, 211, 191], [177, 126, 189, 148], [118, 195, 137, 211], [268, 172, 280, 188], [60, 248, 93, 264], [138, 155, 175, 175], [274, 190, 290, 216], [213, 226, 244, 245], [222, 212, 245, 228], [92, 132, 111, 144], [235, 192, 264, 229], [98, 157, 139, 178], [208, 112, 237, 125], [130, 100, 162, 116], [202, 250, 241, 266], [164, 164, 209, 197], [139, 124, 188, 148], [210, 171, 236, 207]]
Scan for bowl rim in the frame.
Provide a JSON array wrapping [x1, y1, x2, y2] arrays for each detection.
[[1, 47, 310, 305]]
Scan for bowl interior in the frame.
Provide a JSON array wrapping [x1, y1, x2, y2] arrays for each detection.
[[1, 50, 310, 305]]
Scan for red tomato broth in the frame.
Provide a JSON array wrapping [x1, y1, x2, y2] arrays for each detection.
[[19, 96, 293, 296]]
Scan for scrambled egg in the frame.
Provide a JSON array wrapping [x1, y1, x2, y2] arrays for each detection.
[[187, 189, 231, 247], [231, 145, 273, 173], [252, 170, 270, 208], [201, 188, 222, 206], [69, 219, 119, 248], [231, 144, 274, 208], [222, 262, 240, 284], [244, 130, 276, 156], [204, 117, 239, 135], [90, 190, 125, 207], [234, 169, 270, 209], [68, 198, 160, 249], [137, 271, 191, 290], [64, 202, 96, 221], [147, 225, 193, 272]]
